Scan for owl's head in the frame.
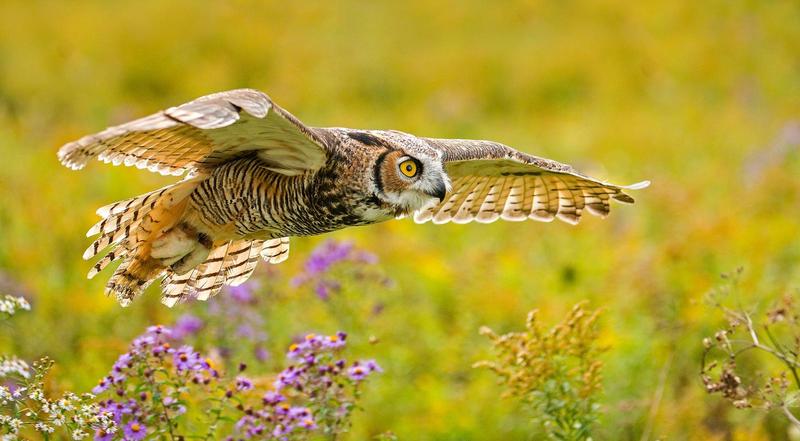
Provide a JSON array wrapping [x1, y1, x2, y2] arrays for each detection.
[[372, 148, 450, 212]]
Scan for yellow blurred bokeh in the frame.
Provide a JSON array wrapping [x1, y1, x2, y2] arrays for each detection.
[[1, 0, 799, 439]]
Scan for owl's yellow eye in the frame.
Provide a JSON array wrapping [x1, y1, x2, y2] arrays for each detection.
[[399, 159, 418, 178]]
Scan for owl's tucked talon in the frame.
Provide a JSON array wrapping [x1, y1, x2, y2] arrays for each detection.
[[151, 228, 194, 260], [157, 254, 185, 267], [171, 247, 210, 275]]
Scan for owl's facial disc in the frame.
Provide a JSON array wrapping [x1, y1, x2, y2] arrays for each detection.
[[375, 151, 450, 212]]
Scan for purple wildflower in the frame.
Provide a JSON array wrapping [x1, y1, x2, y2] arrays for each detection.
[[275, 402, 292, 416], [131, 334, 154, 350], [163, 396, 187, 415], [322, 332, 346, 349], [110, 373, 127, 387], [146, 325, 171, 337], [235, 376, 254, 391], [288, 406, 311, 420], [172, 314, 203, 340], [292, 240, 368, 287], [262, 391, 286, 406], [172, 346, 209, 372], [347, 365, 368, 381], [112, 353, 134, 373], [254, 346, 269, 362], [304, 333, 322, 345], [291, 240, 383, 301], [237, 324, 256, 339], [151, 342, 172, 356], [286, 343, 303, 360], [274, 366, 303, 390], [228, 284, 255, 304], [123, 420, 147, 440], [92, 377, 111, 395], [247, 424, 266, 437], [298, 418, 317, 430], [314, 282, 331, 300], [102, 399, 134, 424], [235, 415, 254, 431], [272, 423, 294, 437], [306, 241, 354, 275], [363, 359, 382, 373]]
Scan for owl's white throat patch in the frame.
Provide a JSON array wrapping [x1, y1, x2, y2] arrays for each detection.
[[357, 190, 440, 222]]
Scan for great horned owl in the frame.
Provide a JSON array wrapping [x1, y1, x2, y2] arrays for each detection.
[[58, 89, 649, 307]]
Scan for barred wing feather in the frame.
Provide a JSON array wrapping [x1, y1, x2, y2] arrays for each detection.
[[416, 138, 649, 225], [57, 88, 328, 177]]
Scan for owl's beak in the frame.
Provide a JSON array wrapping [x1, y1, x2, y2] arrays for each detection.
[[426, 179, 448, 202]]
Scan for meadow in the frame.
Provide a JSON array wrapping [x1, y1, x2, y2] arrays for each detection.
[[0, 1, 799, 439]]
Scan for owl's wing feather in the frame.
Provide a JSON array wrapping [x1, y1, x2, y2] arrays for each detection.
[[58, 89, 328, 176], [416, 138, 649, 225]]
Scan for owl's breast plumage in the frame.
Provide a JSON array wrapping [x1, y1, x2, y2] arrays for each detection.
[[188, 155, 388, 240]]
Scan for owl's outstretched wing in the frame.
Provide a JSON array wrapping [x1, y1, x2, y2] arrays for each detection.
[[58, 89, 328, 176], [415, 138, 649, 225]]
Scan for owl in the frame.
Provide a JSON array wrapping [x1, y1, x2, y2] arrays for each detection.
[[58, 89, 649, 307]]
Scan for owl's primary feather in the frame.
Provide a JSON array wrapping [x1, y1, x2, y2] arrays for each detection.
[[58, 88, 649, 307]]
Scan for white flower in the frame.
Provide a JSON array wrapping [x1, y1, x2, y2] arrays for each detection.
[[0, 295, 30, 316], [0, 356, 30, 379], [0, 415, 23, 434], [57, 398, 73, 411], [28, 388, 45, 402], [72, 429, 87, 440], [34, 422, 55, 433], [0, 386, 12, 404]]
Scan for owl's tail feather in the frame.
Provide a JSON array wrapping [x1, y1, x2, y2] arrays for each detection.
[[85, 176, 204, 306]]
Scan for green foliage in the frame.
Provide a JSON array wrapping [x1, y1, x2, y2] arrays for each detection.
[[476, 303, 604, 440]]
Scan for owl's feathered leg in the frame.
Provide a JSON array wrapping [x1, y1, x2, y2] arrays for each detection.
[[86, 176, 206, 306]]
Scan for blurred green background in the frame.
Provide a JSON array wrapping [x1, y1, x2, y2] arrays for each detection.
[[1, 0, 799, 439]]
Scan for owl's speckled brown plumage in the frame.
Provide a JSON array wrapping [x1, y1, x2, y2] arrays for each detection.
[[58, 88, 649, 307]]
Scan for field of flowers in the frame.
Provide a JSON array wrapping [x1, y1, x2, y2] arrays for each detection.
[[1, 1, 799, 439]]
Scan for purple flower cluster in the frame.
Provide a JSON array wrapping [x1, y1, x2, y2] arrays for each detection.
[[91, 319, 382, 439], [233, 401, 317, 440], [224, 364, 319, 439], [91, 325, 219, 440], [347, 359, 382, 381], [303, 241, 377, 276], [93, 326, 218, 395], [171, 314, 204, 340], [274, 332, 382, 391], [291, 240, 380, 300], [231, 332, 381, 440], [94, 399, 147, 440], [275, 332, 379, 390]]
